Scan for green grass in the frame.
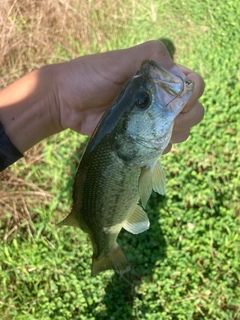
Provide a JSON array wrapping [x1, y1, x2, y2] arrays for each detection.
[[0, 0, 240, 319]]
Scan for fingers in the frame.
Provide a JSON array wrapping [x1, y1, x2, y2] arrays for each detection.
[[118, 41, 205, 156], [177, 64, 205, 113], [119, 40, 175, 80], [163, 70, 205, 153], [166, 65, 205, 148], [162, 143, 172, 154], [169, 101, 204, 146], [171, 129, 190, 144], [121, 43, 205, 115], [173, 101, 205, 133]]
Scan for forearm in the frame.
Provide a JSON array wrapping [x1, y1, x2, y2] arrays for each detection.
[[0, 65, 62, 153]]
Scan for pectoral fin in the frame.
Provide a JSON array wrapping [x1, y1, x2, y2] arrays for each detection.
[[138, 167, 153, 208], [139, 161, 166, 208], [152, 161, 166, 195], [123, 205, 149, 234]]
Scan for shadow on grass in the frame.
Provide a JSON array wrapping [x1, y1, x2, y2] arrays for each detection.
[[96, 193, 167, 319], [64, 142, 168, 319]]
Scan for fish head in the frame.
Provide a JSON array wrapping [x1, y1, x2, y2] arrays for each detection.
[[114, 59, 194, 164]]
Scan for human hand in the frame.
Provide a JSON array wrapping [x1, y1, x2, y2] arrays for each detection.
[[163, 64, 205, 153], [53, 40, 204, 153], [0, 40, 204, 159]]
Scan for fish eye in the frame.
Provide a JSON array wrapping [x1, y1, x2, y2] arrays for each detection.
[[134, 90, 151, 109]]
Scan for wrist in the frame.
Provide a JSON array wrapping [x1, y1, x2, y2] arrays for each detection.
[[0, 65, 63, 153]]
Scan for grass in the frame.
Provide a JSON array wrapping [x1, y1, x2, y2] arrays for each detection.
[[0, 0, 240, 319]]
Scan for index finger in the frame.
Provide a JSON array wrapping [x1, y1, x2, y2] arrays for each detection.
[[177, 65, 205, 113]]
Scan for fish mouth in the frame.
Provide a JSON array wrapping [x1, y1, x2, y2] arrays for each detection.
[[142, 60, 194, 113], [129, 60, 194, 151]]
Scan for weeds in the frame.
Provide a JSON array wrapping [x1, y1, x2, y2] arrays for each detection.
[[0, 0, 130, 87], [0, 0, 239, 319]]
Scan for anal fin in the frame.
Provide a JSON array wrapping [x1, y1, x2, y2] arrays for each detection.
[[123, 205, 149, 234]]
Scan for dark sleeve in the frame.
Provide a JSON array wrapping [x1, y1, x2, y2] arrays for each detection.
[[0, 121, 23, 171]]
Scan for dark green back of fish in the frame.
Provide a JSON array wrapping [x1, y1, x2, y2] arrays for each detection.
[[72, 133, 141, 256]]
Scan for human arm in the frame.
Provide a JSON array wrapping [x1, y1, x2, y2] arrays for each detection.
[[0, 40, 204, 157]]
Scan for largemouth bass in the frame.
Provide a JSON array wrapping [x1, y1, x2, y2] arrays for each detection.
[[59, 60, 194, 276]]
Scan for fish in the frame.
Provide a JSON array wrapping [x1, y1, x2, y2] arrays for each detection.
[[59, 59, 194, 276]]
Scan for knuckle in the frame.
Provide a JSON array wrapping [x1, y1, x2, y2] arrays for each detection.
[[198, 102, 205, 121], [152, 40, 168, 54], [173, 115, 182, 130], [144, 40, 169, 58], [172, 130, 190, 144], [195, 74, 205, 98], [200, 77, 205, 96], [163, 143, 172, 154]]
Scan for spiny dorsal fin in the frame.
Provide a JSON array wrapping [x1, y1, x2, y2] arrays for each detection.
[[57, 211, 80, 228], [122, 205, 149, 234]]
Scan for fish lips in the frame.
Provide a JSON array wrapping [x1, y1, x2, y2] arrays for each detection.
[[141, 59, 194, 115]]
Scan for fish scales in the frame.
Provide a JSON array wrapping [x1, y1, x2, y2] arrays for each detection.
[[73, 138, 140, 248], [59, 59, 194, 276]]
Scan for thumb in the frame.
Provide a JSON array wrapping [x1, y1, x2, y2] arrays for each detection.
[[107, 40, 175, 83]]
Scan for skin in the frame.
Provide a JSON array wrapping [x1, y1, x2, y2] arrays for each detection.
[[0, 41, 204, 155]]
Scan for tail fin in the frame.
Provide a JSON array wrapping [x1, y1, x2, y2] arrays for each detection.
[[91, 244, 130, 276]]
